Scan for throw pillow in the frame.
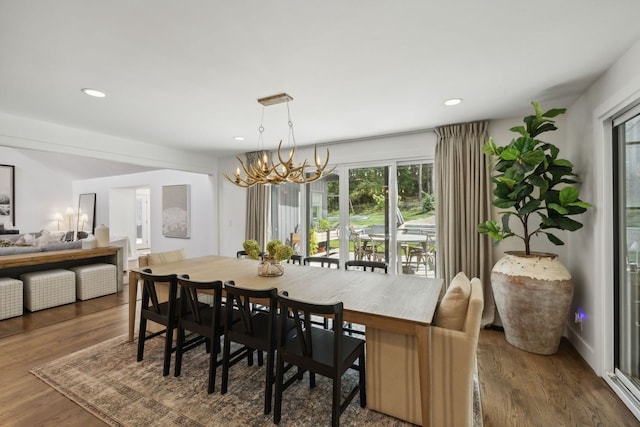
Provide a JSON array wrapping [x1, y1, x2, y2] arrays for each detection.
[[23, 233, 35, 246], [434, 271, 472, 331], [148, 248, 186, 265]]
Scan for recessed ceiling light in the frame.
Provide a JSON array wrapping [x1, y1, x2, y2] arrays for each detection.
[[444, 98, 462, 106], [81, 88, 106, 98], [233, 136, 245, 141]]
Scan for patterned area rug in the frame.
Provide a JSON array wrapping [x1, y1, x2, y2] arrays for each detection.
[[31, 335, 482, 426]]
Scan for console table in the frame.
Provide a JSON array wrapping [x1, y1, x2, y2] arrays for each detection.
[[0, 247, 123, 290]]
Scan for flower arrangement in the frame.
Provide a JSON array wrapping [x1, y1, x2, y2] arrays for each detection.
[[265, 239, 294, 262], [242, 239, 294, 262]]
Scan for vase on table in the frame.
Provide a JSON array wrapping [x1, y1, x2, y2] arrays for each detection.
[[258, 256, 284, 277]]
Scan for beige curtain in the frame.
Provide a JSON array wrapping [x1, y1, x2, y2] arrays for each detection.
[[434, 121, 495, 326], [244, 151, 270, 249]]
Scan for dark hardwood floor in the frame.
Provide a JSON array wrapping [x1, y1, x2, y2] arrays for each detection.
[[0, 286, 639, 426]]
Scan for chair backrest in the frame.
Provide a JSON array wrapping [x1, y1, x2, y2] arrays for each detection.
[[237, 250, 265, 260], [138, 248, 186, 268], [344, 260, 388, 273], [277, 291, 344, 368], [224, 280, 278, 344], [139, 268, 178, 315], [176, 274, 223, 327], [430, 276, 484, 427], [303, 256, 340, 269]]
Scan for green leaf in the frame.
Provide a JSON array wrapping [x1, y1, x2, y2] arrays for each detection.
[[521, 149, 546, 166], [542, 108, 566, 118], [497, 176, 516, 188], [501, 147, 520, 161], [559, 187, 579, 205], [553, 159, 574, 168], [501, 214, 512, 233], [544, 232, 565, 245], [555, 217, 583, 231], [509, 126, 527, 137], [548, 203, 569, 215], [568, 201, 592, 209], [519, 199, 541, 215], [532, 101, 543, 117], [493, 199, 517, 209], [482, 138, 498, 156]]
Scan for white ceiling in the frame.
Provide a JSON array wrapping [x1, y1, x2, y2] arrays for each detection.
[[2, 1, 640, 160]]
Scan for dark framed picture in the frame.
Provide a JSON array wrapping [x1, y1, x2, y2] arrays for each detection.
[[0, 164, 15, 227]]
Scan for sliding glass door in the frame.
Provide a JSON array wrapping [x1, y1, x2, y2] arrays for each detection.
[[613, 108, 640, 399], [269, 159, 435, 276]]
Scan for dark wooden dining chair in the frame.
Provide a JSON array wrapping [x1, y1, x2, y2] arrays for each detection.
[[221, 281, 290, 414], [303, 256, 340, 269], [344, 260, 388, 273], [137, 269, 179, 376], [274, 292, 366, 427], [174, 275, 244, 393], [302, 256, 339, 328]]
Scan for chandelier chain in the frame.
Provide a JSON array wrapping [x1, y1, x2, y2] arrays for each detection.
[[223, 94, 335, 188]]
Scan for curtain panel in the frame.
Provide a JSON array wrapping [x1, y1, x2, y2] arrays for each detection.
[[244, 151, 270, 249], [434, 121, 496, 326]]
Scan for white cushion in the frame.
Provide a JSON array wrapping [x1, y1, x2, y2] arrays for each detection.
[[435, 271, 471, 330]]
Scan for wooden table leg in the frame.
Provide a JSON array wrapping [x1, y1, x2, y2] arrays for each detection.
[[128, 271, 138, 341], [416, 324, 432, 427]]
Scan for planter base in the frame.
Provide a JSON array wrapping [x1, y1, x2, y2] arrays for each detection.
[[492, 252, 573, 355]]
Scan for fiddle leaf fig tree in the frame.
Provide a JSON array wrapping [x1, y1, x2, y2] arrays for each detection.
[[477, 101, 591, 255]]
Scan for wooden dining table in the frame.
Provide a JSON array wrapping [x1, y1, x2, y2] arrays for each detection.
[[127, 255, 442, 426]]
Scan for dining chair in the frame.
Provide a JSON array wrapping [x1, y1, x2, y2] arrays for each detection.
[[274, 291, 366, 427], [343, 260, 388, 335], [344, 260, 388, 273], [303, 256, 340, 269], [174, 275, 244, 393], [136, 269, 179, 376], [302, 256, 339, 329], [221, 281, 293, 414]]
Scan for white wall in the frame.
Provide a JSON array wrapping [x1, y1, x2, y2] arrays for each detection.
[[564, 39, 640, 374], [0, 146, 76, 232], [217, 131, 437, 256], [74, 169, 217, 258]]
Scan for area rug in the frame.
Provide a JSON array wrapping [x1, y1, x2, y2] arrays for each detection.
[[31, 335, 482, 426]]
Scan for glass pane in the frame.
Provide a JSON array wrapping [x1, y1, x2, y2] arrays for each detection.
[[616, 113, 640, 397], [309, 171, 340, 258], [270, 182, 303, 255], [347, 166, 389, 263], [397, 163, 436, 277]]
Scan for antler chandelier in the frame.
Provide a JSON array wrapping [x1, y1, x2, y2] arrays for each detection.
[[224, 93, 335, 188]]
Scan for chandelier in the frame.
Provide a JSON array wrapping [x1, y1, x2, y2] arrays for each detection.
[[224, 93, 335, 188]]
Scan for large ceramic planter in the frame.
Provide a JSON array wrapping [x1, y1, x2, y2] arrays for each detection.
[[491, 251, 573, 355]]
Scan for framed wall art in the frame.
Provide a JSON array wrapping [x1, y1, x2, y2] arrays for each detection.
[[0, 164, 15, 227], [77, 193, 97, 238], [162, 184, 190, 238]]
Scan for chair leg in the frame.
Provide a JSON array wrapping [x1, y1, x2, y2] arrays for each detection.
[[221, 335, 231, 394], [273, 353, 284, 424], [207, 337, 217, 394], [162, 325, 174, 376], [174, 326, 185, 377], [264, 348, 275, 415], [332, 376, 341, 427], [136, 317, 147, 362], [359, 353, 366, 408]]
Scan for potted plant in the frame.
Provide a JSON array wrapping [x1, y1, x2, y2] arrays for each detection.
[[243, 239, 294, 276], [478, 101, 591, 354]]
